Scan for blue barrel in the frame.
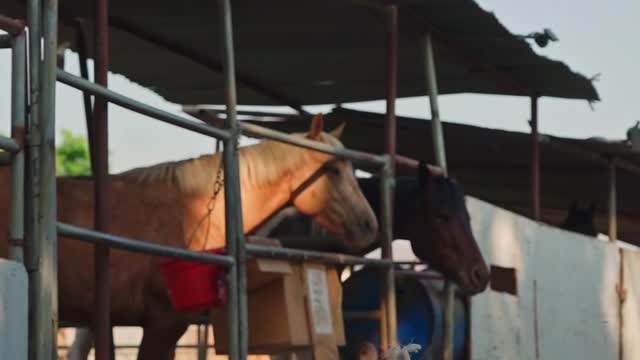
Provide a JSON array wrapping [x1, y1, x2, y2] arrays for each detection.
[[341, 267, 467, 360]]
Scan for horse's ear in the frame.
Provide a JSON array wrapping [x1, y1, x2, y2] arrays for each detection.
[[418, 160, 431, 187], [307, 113, 324, 140], [329, 122, 346, 138]]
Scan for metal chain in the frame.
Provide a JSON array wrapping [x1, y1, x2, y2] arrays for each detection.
[[207, 160, 224, 212]]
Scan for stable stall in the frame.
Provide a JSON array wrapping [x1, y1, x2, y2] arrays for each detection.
[[0, 0, 602, 359]]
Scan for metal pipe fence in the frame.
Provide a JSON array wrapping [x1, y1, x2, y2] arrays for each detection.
[[3, 0, 423, 358], [246, 240, 393, 267], [58, 223, 235, 266]]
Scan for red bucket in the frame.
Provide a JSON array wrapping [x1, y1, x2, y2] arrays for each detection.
[[158, 248, 227, 313]]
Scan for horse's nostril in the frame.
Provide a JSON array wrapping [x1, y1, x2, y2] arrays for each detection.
[[361, 219, 373, 232], [471, 265, 489, 286]]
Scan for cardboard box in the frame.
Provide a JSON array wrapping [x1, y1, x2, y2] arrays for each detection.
[[301, 263, 343, 360], [211, 261, 345, 359]]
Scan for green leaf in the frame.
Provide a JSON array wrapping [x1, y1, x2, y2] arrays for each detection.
[[55, 129, 92, 176]]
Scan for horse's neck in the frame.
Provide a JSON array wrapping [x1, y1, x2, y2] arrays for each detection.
[[186, 159, 302, 250], [357, 176, 417, 239], [237, 175, 293, 235]]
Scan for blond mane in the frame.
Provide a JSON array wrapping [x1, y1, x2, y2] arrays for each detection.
[[119, 132, 343, 194]]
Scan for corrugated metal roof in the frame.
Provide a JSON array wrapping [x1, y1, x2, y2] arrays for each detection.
[[3, 0, 600, 106], [187, 107, 640, 246]]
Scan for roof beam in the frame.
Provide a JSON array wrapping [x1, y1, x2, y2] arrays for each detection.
[[399, 4, 533, 96], [108, 15, 308, 114]]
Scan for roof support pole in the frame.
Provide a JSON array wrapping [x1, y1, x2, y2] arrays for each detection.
[[74, 19, 97, 176], [93, 0, 114, 357], [380, 3, 398, 350], [33, 0, 59, 357], [530, 95, 541, 221], [9, 28, 27, 263], [424, 33, 447, 174], [423, 32, 455, 360], [25, 0, 43, 358], [609, 159, 625, 360], [608, 160, 617, 242], [218, 0, 247, 359]]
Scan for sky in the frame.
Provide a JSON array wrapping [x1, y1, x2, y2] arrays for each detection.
[[0, 0, 638, 173]]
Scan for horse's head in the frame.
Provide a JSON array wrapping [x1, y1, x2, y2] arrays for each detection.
[[288, 114, 378, 251], [405, 162, 489, 295], [561, 200, 598, 237]]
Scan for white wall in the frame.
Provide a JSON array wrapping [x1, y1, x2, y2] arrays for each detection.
[[0, 259, 28, 360], [467, 196, 624, 360], [622, 249, 640, 359]]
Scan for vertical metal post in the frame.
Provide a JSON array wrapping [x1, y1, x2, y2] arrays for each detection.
[[198, 325, 208, 360], [608, 160, 617, 242], [93, 0, 113, 357], [424, 33, 447, 174], [75, 19, 97, 176], [26, 1, 42, 359], [441, 282, 455, 360], [608, 160, 624, 360], [381, 4, 398, 350], [218, 0, 246, 359], [424, 33, 454, 360], [380, 159, 397, 350], [530, 95, 540, 221], [384, 5, 398, 172], [35, 0, 59, 358], [9, 30, 27, 263]]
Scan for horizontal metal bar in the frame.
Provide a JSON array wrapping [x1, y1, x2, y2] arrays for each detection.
[[239, 122, 387, 167], [394, 270, 444, 280], [58, 222, 234, 266], [56, 70, 232, 140], [246, 237, 393, 267], [58, 344, 218, 351], [0, 14, 26, 35], [343, 311, 381, 320], [545, 136, 640, 178], [0, 135, 20, 153], [0, 34, 11, 48]]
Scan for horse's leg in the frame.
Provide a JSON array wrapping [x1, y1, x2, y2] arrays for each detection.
[[67, 328, 94, 360], [137, 320, 189, 360]]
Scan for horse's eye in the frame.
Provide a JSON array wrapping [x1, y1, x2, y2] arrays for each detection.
[[327, 165, 341, 176]]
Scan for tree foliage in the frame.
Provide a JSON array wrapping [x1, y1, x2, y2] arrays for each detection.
[[55, 129, 91, 176]]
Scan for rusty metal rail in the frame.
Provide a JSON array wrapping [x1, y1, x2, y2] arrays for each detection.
[[58, 223, 235, 266]]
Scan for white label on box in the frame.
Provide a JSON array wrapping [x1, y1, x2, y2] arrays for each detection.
[[305, 268, 333, 335]]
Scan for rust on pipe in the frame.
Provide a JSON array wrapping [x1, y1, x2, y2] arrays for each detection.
[[93, 0, 113, 357], [381, 4, 399, 350], [384, 5, 398, 172]]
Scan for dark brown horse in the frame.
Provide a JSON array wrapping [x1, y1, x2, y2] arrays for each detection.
[[560, 200, 598, 237], [259, 161, 490, 295]]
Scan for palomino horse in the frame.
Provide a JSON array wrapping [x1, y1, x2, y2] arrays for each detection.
[[0, 114, 379, 360], [261, 161, 490, 295], [560, 200, 598, 237]]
